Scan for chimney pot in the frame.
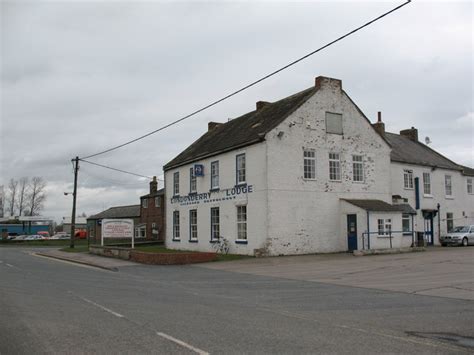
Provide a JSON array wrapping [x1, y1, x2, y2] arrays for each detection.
[[377, 111, 382, 122], [150, 176, 158, 194], [208, 122, 222, 131], [372, 111, 385, 136], [256, 101, 270, 110]]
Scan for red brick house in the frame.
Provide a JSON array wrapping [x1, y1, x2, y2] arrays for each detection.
[[139, 177, 165, 242]]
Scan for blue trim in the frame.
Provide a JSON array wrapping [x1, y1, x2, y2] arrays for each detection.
[[172, 238, 181, 242], [209, 188, 220, 192], [189, 240, 198, 243], [415, 177, 420, 210], [209, 240, 219, 244], [235, 240, 248, 244]]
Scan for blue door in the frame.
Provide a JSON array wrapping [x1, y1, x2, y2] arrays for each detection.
[[347, 214, 358, 251]]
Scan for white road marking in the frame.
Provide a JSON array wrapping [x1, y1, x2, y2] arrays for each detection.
[[76, 295, 124, 318], [6, 263, 14, 268], [156, 332, 209, 355]]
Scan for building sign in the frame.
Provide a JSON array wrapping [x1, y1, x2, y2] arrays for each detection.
[[171, 185, 254, 206], [194, 164, 204, 176], [101, 219, 134, 239]]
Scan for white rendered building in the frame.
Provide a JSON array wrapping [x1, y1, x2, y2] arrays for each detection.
[[163, 76, 474, 255]]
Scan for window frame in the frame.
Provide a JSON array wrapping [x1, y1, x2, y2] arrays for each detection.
[[210, 207, 220, 242], [402, 214, 411, 235], [423, 172, 432, 196], [329, 152, 341, 181], [445, 175, 453, 197], [172, 210, 180, 241], [236, 205, 247, 242], [377, 218, 392, 236], [211, 161, 219, 190], [135, 224, 146, 239], [236, 153, 246, 186], [189, 209, 198, 242], [189, 167, 197, 193], [303, 149, 316, 180], [467, 178, 473, 194], [446, 212, 454, 232], [173, 172, 180, 196], [155, 196, 160, 208], [142, 198, 148, 209], [403, 169, 414, 189], [352, 155, 364, 183]]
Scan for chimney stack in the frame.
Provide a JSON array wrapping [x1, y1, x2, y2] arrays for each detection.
[[256, 101, 270, 110], [400, 127, 418, 142], [208, 122, 222, 131], [372, 111, 385, 136], [315, 76, 342, 91], [150, 176, 158, 194]]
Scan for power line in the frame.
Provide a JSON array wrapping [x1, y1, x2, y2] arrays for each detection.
[[79, 159, 159, 180], [81, 0, 411, 160]]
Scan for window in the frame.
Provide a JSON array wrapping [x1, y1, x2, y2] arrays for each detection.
[[155, 196, 160, 207], [445, 175, 452, 196], [237, 206, 247, 241], [303, 150, 316, 179], [402, 214, 411, 235], [142, 198, 148, 208], [135, 225, 146, 238], [352, 155, 364, 182], [236, 154, 246, 185], [423, 172, 431, 195], [190, 167, 197, 193], [325, 112, 343, 134], [173, 172, 179, 196], [329, 153, 341, 181], [467, 178, 473, 194], [189, 209, 197, 241], [210, 207, 220, 241], [446, 213, 453, 232], [211, 161, 219, 189], [403, 170, 414, 189], [172, 211, 180, 240], [377, 218, 392, 236]]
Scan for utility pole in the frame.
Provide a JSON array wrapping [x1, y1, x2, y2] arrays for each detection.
[[70, 156, 79, 249]]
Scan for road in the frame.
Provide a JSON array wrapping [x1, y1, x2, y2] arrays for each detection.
[[0, 247, 473, 354]]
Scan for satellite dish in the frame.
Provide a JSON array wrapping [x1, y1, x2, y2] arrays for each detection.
[[425, 137, 432, 145]]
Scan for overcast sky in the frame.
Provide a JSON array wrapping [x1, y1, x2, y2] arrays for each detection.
[[1, 0, 473, 222]]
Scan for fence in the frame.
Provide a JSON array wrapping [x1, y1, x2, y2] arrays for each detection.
[[361, 230, 416, 250]]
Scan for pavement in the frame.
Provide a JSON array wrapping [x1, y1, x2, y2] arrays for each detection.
[[1, 246, 473, 354], [199, 247, 474, 301]]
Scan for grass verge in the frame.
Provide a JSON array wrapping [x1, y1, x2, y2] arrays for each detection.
[[0, 240, 88, 247]]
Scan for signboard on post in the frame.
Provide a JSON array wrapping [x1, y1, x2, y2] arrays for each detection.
[[101, 219, 134, 248]]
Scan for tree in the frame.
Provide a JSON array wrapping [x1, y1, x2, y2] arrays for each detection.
[[6, 178, 18, 216], [27, 177, 47, 216], [16, 177, 29, 216]]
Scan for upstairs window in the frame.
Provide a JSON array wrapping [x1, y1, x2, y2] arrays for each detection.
[[403, 170, 414, 189], [142, 199, 148, 208], [236, 154, 246, 185], [173, 172, 179, 196], [155, 197, 160, 208], [423, 172, 431, 195], [329, 153, 341, 181], [445, 175, 452, 196], [468, 178, 473, 194], [325, 112, 343, 134], [190, 167, 197, 193], [303, 150, 316, 179], [211, 161, 219, 189], [352, 155, 364, 182]]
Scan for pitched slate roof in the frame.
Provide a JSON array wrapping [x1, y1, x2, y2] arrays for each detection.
[[460, 165, 474, 176], [343, 199, 416, 214], [384, 132, 462, 171], [164, 87, 318, 170], [140, 188, 165, 199], [87, 205, 141, 220]]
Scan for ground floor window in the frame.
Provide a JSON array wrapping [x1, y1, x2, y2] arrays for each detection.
[[189, 209, 197, 241], [402, 214, 411, 235], [135, 224, 146, 238], [377, 218, 392, 236], [211, 207, 220, 241], [446, 212, 453, 232], [173, 211, 180, 240], [237, 205, 247, 241]]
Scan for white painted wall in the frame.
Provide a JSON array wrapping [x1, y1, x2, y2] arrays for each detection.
[[264, 77, 392, 255], [390, 162, 474, 244], [164, 142, 268, 255]]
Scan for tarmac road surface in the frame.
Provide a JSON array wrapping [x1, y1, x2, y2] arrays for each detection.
[[0, 247, 473, 354]]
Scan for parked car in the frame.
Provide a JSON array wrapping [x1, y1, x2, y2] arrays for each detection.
[[24, 235, 45, 241], [37, 231, 50, 240], [440, 225, 474, 246], [13, 235, 28, 240], [51, 232, 71, 240], [75, 230, 87, 239]]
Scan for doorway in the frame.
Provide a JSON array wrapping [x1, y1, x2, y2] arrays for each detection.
[[347, 214, 358, 251]]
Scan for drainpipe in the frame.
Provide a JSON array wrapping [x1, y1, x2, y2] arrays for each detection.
[[437, 203, 441, 244], [366, 210, 370, 250], [411, 214, 415, 247]]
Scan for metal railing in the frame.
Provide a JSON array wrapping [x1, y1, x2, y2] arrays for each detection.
[[361, 230, 415, 250]]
